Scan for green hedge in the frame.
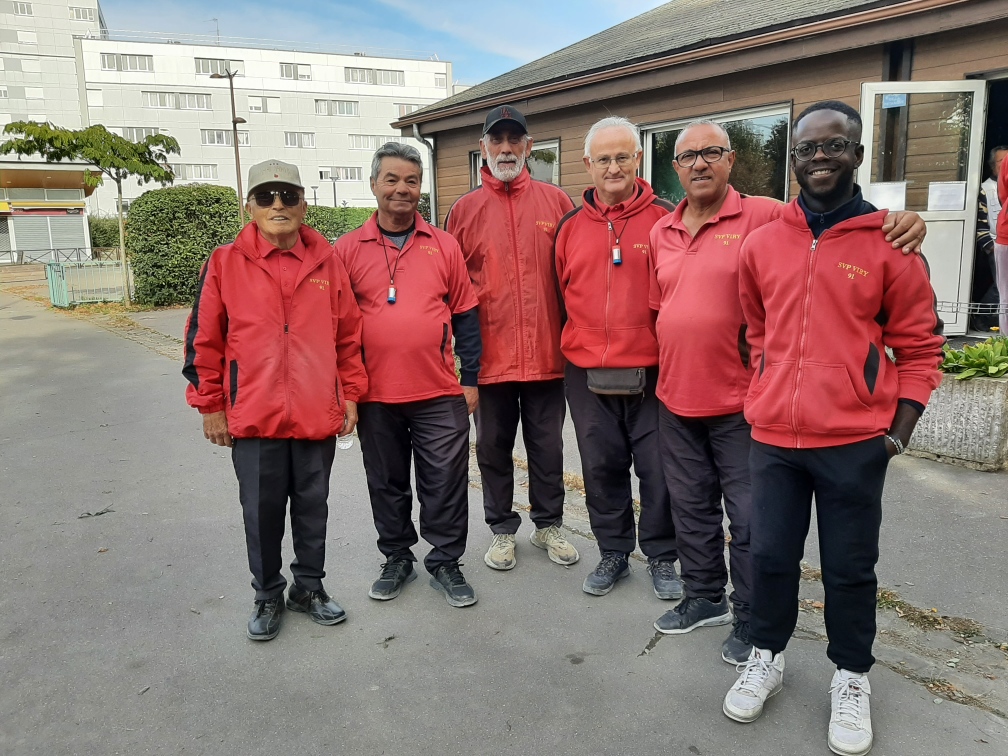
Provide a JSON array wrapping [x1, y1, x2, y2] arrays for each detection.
[[304, 205, 374, 242], [88, 215, 121, 249], [127, 184, 242, 306]]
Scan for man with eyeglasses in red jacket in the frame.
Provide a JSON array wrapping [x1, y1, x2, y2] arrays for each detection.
[[184, 160, 367, 641]]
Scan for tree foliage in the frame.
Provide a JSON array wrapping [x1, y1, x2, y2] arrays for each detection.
[[127, 184, 242, 306]]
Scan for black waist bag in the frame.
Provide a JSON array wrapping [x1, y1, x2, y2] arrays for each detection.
[[586, 368, 646, 395]]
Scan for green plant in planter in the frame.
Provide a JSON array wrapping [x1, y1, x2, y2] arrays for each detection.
[[940, 336, 1008, 380]]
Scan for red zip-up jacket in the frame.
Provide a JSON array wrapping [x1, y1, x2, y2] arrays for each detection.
[[555, 178, 675, 368], [998, 151, 1008, 244], [446, 166, 574, 383], [183, 222, 367, 440], [739, 199, 944, 449]]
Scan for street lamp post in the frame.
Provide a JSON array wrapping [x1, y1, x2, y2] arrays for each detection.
[[331, 176, 337, 207], [210, 69, 247, 226], [310, 185, 318, 205]]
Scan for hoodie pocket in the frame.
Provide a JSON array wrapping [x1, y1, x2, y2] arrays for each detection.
[[743, 362, 794, 431], [795, 363, 876, 435]]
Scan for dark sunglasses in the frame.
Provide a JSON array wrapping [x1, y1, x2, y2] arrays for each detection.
[[251, 189, 302, 208]]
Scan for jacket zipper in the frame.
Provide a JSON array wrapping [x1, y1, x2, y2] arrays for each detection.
[[505, 181, 526, 379], [601, 220, 614, 366], [790, 235, 823, 447], [278, 255, 326, 429]]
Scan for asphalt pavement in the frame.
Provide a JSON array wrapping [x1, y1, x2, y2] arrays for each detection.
[[2, 292, 1006, 755]]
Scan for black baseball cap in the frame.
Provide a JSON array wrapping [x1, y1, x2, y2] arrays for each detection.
[[483, 104, 528, 136]]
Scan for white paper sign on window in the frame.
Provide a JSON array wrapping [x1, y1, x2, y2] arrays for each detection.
[[869, 182, 906, 211], [927, 181, 966, 212]]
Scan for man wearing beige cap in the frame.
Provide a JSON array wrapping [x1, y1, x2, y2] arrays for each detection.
[[184, 160, 368, 640]]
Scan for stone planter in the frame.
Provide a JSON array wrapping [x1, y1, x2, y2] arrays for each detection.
[[909, 374, 1008, 470]]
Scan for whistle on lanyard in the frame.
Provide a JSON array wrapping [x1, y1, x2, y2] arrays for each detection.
[[612, 245, 622, 265], [387, 285, 397, 304]]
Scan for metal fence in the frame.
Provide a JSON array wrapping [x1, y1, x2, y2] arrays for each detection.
[[46, 261, 125, 307], [1, 247, 123, 265]]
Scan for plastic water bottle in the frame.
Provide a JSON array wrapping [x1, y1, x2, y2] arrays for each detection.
[[337, 433, 354, 450]]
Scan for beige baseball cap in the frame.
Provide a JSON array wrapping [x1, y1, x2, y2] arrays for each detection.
[[246, 159, 304, 197]]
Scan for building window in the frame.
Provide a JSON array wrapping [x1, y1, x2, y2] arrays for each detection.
[[333, 167, 362, 181], [17, 31, 37, 44], [178, 92, 211, 110], [195, 58, 242, 76], [645, 105, 791, 203], [21, 58, 40, 73], [349, 134, 400, 150], [102, 54, 154, 72], [25, 87, 44, 100], [172, 164, 218, 181], [69, 6, 95, 21], [142, 91, 175, 109], [435, 74, 447, 88], [470, 151, 483, 188], [528, 139, 560, 185], [280, 63, 311, 80], [248, 95, 280, 113], [237, 130, 250, 146], [376, 69, 405, 86], [201, 129, 231, 146], [315, 99, 359, 116], [345, 67, 374, 85], [396, 103, 420, 117], [121, 126, 159, 141], [13, 2, 32, 16], [284, 131, 315, 149], [0, 87, 7, 99], [85, 89, 102, 106]]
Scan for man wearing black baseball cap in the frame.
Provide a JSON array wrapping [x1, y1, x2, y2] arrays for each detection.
[[446, 105, 579, 573]]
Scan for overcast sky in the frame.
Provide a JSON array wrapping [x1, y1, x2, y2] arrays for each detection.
[[97, 0, 669, 85]]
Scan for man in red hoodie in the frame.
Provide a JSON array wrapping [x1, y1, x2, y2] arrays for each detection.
[[446, 105, 580, 572], [554, 116, 680, 599], [184, 159, 367, 641], [724, 101, 944, 756], [994, 150, 1008, 334]]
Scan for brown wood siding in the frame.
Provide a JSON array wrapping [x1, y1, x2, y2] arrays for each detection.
[[911, 19, 1008, 80], [434, 47, 885, 219]]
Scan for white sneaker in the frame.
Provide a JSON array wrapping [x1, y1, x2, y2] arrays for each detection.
[[723, 648, 785, 723], [529, 524, 580, 565], [484, 533, 516, 570], [828, 669, 873, 756]]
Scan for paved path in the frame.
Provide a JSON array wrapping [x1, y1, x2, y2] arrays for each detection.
[[2, 292, 1006, 755]]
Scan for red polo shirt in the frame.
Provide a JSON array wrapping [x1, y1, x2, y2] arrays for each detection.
[[649, 187, 783, 416], [335, 212, 478, 404]]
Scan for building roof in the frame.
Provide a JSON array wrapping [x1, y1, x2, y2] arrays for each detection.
[[398, 0, 902, 124]]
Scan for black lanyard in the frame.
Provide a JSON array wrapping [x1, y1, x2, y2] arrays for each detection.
[[378, 224, 413, 304], [608, 217, 631, 265]]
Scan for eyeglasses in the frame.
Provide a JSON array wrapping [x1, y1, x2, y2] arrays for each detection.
[[591, 153, 638, 169], [251, 189, 303, 208], [673, 146, 731, 167], [791, 138, 858, 162]]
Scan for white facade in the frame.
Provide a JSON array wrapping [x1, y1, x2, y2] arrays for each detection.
[[0, 0, 452, 218]]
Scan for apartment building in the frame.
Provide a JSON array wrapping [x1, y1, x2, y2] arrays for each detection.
[[0, 0, 452, 259]]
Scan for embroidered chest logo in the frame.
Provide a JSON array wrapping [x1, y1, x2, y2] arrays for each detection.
[[310, 277, 329, 290], [633, 243, 649, 255], [713, 233, 741, 246], [536, 220, 555, 233], [837, 262, 869, 280], [419, 244, 441, 255]]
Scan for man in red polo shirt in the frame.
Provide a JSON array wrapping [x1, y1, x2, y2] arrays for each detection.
[[649, 120, 928, 665], [185, 159, 367, 641], [995, 150, 1008, 334], [554, 116, 680, 599], [446, 105, 579, 573], [335, 143, 482, 608]]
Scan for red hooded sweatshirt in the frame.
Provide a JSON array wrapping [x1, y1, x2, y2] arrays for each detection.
[[739, 199, 944, 449], [446, 166, 574, 384], [184, 222, 367, 440], [555, 177, 675, 368]]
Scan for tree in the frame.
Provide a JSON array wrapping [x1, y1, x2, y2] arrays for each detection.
[[0, 122, 180, 306]]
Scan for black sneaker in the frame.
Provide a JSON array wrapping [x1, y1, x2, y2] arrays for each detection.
[[286, 584, 347, 626], [368, 559, 417, 601], [429, 562, 477, 607], [648, 559, 684, 600], [247, 596, 284, 641], [582, 551, 630, 596], [722, 618, 752, 664], [654, 595, 732, 634]]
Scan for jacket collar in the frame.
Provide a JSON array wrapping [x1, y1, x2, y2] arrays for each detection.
[[357, 211, 436, 242], [233, 221, 332, 264], [581, 177, 657, 222], [783, 184, 882, 234], [480, 164, 531, 195], [668, 184, 743, 232]]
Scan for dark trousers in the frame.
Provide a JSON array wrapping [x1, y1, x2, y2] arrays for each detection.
[[565, 364, 677, 561], [231, 437, 337, 601], [659, 406, 752, 621], [474, 380, 566, 534], [357, 395, 471, 574], [748, 438, 889, 673]]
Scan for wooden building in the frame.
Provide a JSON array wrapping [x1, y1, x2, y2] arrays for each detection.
[[394, 0, 1008, 335]]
